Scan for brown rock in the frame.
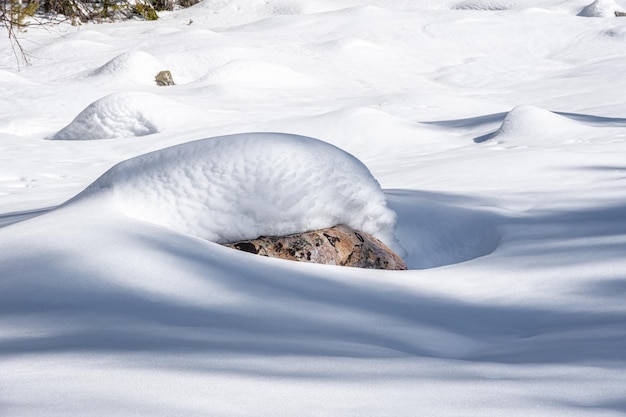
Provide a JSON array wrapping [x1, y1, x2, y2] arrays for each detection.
[[155, 70, 175, 86], [223, 225, 406, 270]]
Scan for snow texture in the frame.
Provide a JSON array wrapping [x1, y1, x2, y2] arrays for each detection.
[[2, 0, 626, 416], [71, 132, 399, 248]]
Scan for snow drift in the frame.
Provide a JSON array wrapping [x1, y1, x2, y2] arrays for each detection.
[[68, 132, 399, 249]]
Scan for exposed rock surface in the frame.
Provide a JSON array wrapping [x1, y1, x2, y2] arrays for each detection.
[[155, 70, 175, 86], [223, 225, 407, 270]]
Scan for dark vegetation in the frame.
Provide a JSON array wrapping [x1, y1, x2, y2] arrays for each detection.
[[1, 0, 200, 66]]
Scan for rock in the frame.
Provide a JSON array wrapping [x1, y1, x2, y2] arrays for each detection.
[[617, 11, 626, 16], [155, 70, 175, 86], [223, 224, 407, 270]]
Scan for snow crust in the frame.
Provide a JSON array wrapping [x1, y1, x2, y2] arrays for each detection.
[[71, 132, 398, 247]]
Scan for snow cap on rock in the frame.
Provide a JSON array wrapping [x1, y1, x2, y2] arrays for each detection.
[[70, 132, 400, 251], [578, 0, 625, 17]]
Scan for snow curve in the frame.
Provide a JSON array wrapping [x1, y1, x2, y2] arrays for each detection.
[[68, 133, 400, 250]]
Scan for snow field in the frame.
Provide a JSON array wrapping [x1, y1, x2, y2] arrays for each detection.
[[2, 0, 626, 416]]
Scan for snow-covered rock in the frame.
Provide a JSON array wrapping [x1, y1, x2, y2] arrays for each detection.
[[69, 132, 400, 250], [50, 92, 203, 140], [88, 50, 164, 85], [486, 104, 586, 144], [578, 0, 625, 17]]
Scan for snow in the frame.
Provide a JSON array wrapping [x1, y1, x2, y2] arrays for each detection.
[[2, 0, 626, 416], [87, 50, 164, 86], [200, 59, 322, 88], [51, 91, 206, 140], [67, 132, 399, 247]]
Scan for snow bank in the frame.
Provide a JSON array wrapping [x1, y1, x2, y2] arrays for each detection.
[[88, 50, 163, 85], [70, 132, 399, 249], [50, 92, 203, 140], [578, 0, 625, 17]]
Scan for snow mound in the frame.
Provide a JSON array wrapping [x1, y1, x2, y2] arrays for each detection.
[[51, 92, 201, 140], [88, 50, 163, 85], [578, 0, 625, 17], [202, 60, 320, 89], [488, 105, 584, 142], [603, 25, 626, 39], [70, 133, 399, 249], [269, 107, 457, 160], [261, 0, 346, 15]]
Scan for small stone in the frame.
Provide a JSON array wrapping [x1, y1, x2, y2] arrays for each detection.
[[223, 225, 407, 270], [155, 70, 175, 86]]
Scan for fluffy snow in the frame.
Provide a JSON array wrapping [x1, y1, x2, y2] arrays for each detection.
[[87, 50, 164, 85], [2, 0, 626, 416], [68, 132, 399, 247]]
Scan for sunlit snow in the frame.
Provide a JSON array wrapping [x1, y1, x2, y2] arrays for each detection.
[[1, 0, 626, 416], [67, 132, 399, 247]]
